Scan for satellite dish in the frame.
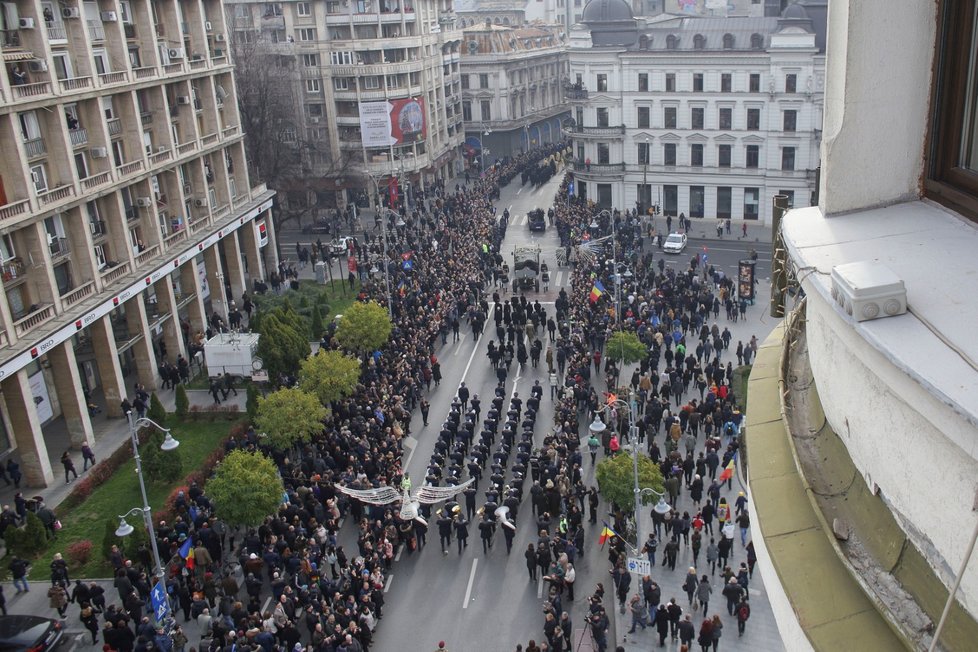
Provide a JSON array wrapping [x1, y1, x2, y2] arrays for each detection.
[[252, 358, 264, 371]]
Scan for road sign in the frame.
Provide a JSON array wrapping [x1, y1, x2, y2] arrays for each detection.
[[151, 581, 170, 624], [626, 557, 651, 576]]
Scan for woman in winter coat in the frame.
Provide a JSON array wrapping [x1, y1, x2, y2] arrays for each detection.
[[47, 583, 68, 618], [697, 619, 714, 652], [682, 567, 698, 605], [79, 604, 99, 644], [695, 576, 712, 616], [710, 614, 724, 651]]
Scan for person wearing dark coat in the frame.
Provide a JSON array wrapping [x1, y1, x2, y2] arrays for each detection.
[[525, 544, 538, 580], [655, 604, 670, 646], [453, 515, 469, 554]]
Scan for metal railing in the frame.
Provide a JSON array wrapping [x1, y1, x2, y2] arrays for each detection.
[[48, 236, 70, 260], [565, 124, 626, 136], [87, 20, 105, 41], [23, 137, 46, 158], [125, 206, 139, 221], [46, 24, 67, 40], [571, 161, 626, 174], [565, 87, 589, 100], [89, 219, 107, 237], [69, 128, 89, 147], [107, 118, 122, 136], [61, 281, 94, 308]]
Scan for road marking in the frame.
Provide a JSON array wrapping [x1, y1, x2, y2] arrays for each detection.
[[517, 187, 523, 195], [385, 574, 394, 593], [537, 576, 544, 599], [462, 558, 479, 608], [508, 204, 513, 213], [262, 596, 272, 614], [404, 435, 420, 469], [395, 543, 405, 562], [454, 333, 467, 355]]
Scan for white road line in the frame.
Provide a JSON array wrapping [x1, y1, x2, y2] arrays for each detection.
[[384, 574, 394, 593], [395, 544, 405, 562], [262, 597, 272, 614], [517, 187, 523, 195], [537, 576, 544, 599], [404, 434, 420, 469], [462, 558, 479, 608], [508, 204, 513, 213], [454, 333, 467, 355]]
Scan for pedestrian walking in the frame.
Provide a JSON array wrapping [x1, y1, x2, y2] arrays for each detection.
[[8, 556, 28, 593], [696, 576, 712, 616], [736, 598, 751, 636], [60, 451, 78, 484], [47, 582, 68, 618], [81, 443, 96, 470]]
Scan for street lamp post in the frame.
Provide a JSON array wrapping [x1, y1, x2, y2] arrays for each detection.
[[116, 411, 180, 631], [377, 207, 404, 316], [642, 136, 650, 215]]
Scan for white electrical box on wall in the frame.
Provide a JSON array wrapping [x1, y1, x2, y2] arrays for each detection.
[[830, 261, 907, 322]]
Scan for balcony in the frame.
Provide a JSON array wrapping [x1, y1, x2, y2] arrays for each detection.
[[0, 258, 25, 282], [221, 125, 239, 139], [61, 281, 94, 308], [125, 206, 139, 221], [260, 15, 285, 28], [68, 128, 89, 147], [38, 184, 74, 206], [201, 132, 218, 146], [89, 219, 107, 238], [163, 229, 188, 247], [46, 23, 67, 42], [124, 23, 136, 39], [100, 261, 131, 284], [13, 304, 54, 338], [233, 15, 253, 28], [87, 20, 105, 41], [134, 243, 160, 267], [60, 76, 92, 92], [23, 137, 46, 158], [565, 87, 589, 101], [116, 160, 144, 177], [163, 62, 184, 75], [134, 66, 156, 80], [48, 236, 70, 261], [564, 125, 626, 138], [12, 82, 52, 100], [99, 71, 129, 85], [81, 171, 112, 191], [0, 200, 30, 222], [149, 149, 172, 166], [1, 29, 20, 47], [571, 161, 626, 176], [140, 111, 154, 126], [176, 141, 197, 156], [107, 118, 123, 137]]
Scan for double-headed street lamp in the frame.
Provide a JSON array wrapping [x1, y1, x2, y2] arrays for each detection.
[[115, 412, 180, 632]]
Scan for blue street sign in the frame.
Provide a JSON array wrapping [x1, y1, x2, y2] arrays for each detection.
[[151, 581, 170, 623]]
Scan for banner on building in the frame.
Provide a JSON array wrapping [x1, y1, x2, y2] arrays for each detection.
[[359, 98, 426, 148]]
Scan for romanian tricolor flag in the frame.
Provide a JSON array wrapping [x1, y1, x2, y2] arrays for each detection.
[[179, 537, 195, 570], [589, 281, 606, 304], [598, 525, 614, 545], [719, 458, 736, 482]]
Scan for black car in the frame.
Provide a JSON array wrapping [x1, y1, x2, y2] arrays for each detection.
[[528, 209, 546, 232], [0, 616, 65, 652], [301, 219, 331, 235]]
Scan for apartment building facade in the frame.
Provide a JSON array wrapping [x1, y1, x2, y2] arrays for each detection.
[[0, 0, 275, 486], [226, 0, 464, 210], [566, 0, 824, 225]]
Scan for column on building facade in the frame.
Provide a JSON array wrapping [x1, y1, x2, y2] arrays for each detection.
[[263, 212, 280, 271], [47, 341, 94, 449], [124, 295, 159, 391], [202, 245, 226, 323], [180, 258, 207, 336], [220, 232, 247, 305], [90, 314, 128, 417], [238, 219, 265, 288], [2, 368, 54, 487], [154, 277, 188, 364]]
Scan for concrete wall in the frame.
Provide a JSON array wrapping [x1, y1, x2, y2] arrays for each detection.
[[802, 288, 978, 619]]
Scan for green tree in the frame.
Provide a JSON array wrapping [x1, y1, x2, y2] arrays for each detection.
[[147, 392, 167, 426], [121, 515, 149, 561], [299, 350, 360, 405], [206, 449, 285, 527], [256, 312, 310, 384], [310, 305, 324, 341], [605, 331, 648, 366], [255, 387, 326, 451], [4, 512, 50, 557], [140, 430, 183, 483], [595, 452, 664, 513], [335, 300, 392, 355], [246, 384, 260, 423], [175, 385, 190, 419]]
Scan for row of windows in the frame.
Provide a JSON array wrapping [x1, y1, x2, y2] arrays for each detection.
[[624, 107, 797, 131], [592, 72, 798, 94], [631, 143, 798, 171]]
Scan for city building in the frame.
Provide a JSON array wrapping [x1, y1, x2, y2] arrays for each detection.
[[460, 21, 569, 161], [565, 0, 824, 224], [455, 0, 525, 29], [748, 0, 978, 648], [0, 0, 275, 487], [225, 0, 464, 211]]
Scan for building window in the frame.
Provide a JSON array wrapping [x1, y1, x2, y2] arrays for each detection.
[[638, 73, 648, 92], [721, 74, 731, 93], [666, 34, 679, 50], [778, 190, 796, 208], [690, 186, 704, 217], [305, 79, 320, 93], [744, 187, 760, 219], [747, 108, 760, 130], [693, 34, 705, 49], [333, 78, 348, 91], [462, 101, 472, 121], [782, 147, 796, 171], [479, 73, 489, 88], [719, 107, 732, 130], [927, 0, 978, 216], [597, 142, 610, 164], [597, 107, 609, 127], [663, 185, 678, 216], [297, 28, 316, 41], [364, 76, 379, 89], [722, 33, 734, 49], [638, 142, 650, 164], [664, 106, 677, 129], [664, 143, 676, 166], [297, 2, 311, 15], [749, 73, 760, 92], [785, 73, 797, 93], [691, 107, 704, 129], [783, 110, 797, 132], [302, 54, 319, 66], [750, 33, 763, 49], [480, 100, 491, 120], [94, 244, 108, 270], [717, 186, 732, 219], [690, 144, 704, 167], [330, 51, 353, 65], [746, 145, 759, 168], [637, 106, 650, 128], [718, 144, 731, 168], [693, 73, 703, 92], [461, 75, 469, 89], [665, 73, 675, 92], [596, 74, 608, 92]]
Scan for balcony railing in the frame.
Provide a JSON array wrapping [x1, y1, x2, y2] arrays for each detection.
[[14, 305, 54, 338], [565, 125, 626, 136], [107, 118, 122, 136], [48, 236, 70, 260], [163, 229, 188, 247], [1, 258, 25, 282], [100, 261, 131, 284], [189, 215, 211, 235], [61, 281, 94, 308], [221, 125, 239, 138], [211, 55, 227, 65], [59, 76, 92, 96], [189, 58, 207, 71], [134, 66, 157, 80], [125, 206, 139, 221], [149, 149, 172, 166], [0, 329, 9, 348], [69, 128, 88, 147], [23, 137, 46, 158], [46, 23, 67, 41], [201, 132, 218, 146], [140, 111, 153, 126], [12, 82, 52, 99], [0, 200, 30, 222], [99, 71, 129, 85], [134, 243, 160, 266], [38, 184, 74, 205], [124, 23, 136, 39], [87, 20, 105, 41], [81, 172, 112, 191], [116, 160, 144, 177], [1, 29, 21, 47], [565, 87, 589, 100], [176, 141, 197, 155], [571, 161, 626, 174], [89, 219, 107, 238]]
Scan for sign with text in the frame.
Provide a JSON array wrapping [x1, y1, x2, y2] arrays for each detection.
[[626, 557, 651, 576], [738, 260, 756, 301], [358, 101, 396, 147]]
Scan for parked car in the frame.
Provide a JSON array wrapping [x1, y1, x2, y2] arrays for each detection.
[[329, 236, 358, 255], [301, 219, 331, 235], [663, 232, 688, 254], [0, 615, 65, 652]]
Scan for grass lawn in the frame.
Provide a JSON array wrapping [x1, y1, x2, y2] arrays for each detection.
[[26, 418, 240, 580]]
